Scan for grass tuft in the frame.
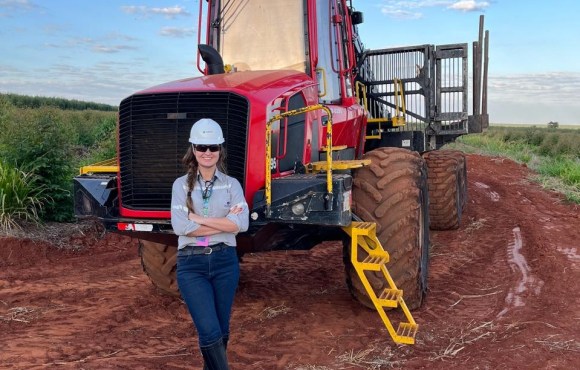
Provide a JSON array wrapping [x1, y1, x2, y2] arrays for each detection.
[[259, 303, 291, 320], [0, 161, 51, 231], [429, 321, 496, 361], [535, 335, 580, 352], [335, 346, 404, 369], [0, 306, 41, 323]]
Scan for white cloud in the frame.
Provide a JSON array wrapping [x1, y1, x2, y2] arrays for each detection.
[[448, 1, 489, 12], [395, 1, 451, 8], [486, 72, 580, 124], [103, 32, 137, 42], [44, 35, 138, 54], [121, 5, 190, 19], [489, 72, 580, 105], [92, 44, 137, 54], [0, 63, 21, 73], [0, 0, 37, 10], [489, 100, 580, 125], [160, 27, 194, 38], [380, 0, 490, 18], [0, 60, 188, 105], [0, 0, 39, 17], [381, 8, 423, 19]]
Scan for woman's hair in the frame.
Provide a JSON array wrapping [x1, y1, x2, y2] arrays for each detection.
[[182, 145, 227, 214]]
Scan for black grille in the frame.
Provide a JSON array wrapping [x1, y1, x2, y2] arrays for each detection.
[[119, 92, 248, 210]]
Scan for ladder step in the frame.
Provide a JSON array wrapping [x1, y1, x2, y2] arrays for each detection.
[[396, 323, 418, 344], [378, 288, 402, 308], [355, 222, 375, 232], [360, 254, 388, 270], [342, 221, 418, 345]]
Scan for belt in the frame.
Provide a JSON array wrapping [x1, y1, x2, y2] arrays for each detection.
[[178, 242, 231, 256]]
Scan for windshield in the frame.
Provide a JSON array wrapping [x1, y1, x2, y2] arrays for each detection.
[[212, 0, 307, 72]]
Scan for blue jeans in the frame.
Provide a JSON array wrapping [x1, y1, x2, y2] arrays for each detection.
[[177, 246, 240, 347]]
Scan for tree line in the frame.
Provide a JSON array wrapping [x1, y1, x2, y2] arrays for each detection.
[[0, 93, 117, 112]]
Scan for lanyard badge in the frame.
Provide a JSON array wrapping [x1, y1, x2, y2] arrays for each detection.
[[196, 174, 216, 247], [198, 175, 216, 217]]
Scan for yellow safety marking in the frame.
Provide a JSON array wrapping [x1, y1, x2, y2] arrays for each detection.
[[365, 120, 383, 139], [356, 79, 408, 136], [265, 104, 333, 215], [342, 221, 418, 345], [392, 78, 406, 127], [355, 81, 368, 112], [79, 158, 118, 175], [307, 159, 370, 172], [320, 145, 347, 151]]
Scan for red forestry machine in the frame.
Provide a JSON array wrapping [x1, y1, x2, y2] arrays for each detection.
[[74, 0, 489, 344]]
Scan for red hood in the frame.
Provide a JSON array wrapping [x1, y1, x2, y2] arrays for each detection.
[[135, 70, 315, 103]]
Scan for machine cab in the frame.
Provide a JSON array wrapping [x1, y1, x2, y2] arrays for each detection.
[[197, 0, 360, 105]]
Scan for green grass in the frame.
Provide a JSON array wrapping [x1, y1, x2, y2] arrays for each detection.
[[0, 95, 117, 222], [0, 161, 51, 231], [448, 126, 580, 204], [537, 157, 580, 186], [491, 123, 580, 129]]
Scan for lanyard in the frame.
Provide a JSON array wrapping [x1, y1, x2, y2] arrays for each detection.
[[198, 174, 216, 218]]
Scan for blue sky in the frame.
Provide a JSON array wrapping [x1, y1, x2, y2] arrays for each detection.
[[1, 0, 579, 124]]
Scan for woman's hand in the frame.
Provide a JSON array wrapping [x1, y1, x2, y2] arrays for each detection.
[[228, 203, 244, 215], [188, 212, 204, 224], [187, 203, 244, 234]]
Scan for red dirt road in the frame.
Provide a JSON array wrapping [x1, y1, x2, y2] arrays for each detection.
[[1, 154, 579, 369]]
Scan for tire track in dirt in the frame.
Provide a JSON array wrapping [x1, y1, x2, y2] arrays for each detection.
[[497, 226, 544, 318], [405, 155, 579, 369]]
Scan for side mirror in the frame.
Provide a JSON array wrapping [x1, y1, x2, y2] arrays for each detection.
[[351, 11, 363, 25]]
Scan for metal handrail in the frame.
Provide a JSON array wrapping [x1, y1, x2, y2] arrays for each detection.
[[265, 104, 333, 215]]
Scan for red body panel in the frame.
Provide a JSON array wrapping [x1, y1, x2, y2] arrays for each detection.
[[119, 71, 326, 219], [322, 103, 366, 150]]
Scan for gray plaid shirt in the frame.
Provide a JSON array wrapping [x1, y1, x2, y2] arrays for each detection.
[[171, 170, 249, 250]]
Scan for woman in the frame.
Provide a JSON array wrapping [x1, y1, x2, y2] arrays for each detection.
[[171, 118, 249, 370]]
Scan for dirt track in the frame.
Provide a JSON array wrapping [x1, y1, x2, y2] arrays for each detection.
[[1, 154, 579, 369]]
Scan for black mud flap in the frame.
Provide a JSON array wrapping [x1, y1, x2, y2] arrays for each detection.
[[73, 175, 118, 219]]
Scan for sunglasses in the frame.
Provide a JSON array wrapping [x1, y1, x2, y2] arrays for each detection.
[[194, 144, 220, 152]]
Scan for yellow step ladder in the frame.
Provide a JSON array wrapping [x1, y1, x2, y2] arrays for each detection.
[[342, 221, 418, 345]]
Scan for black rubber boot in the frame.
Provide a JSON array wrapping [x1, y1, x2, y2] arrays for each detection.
[[200, 337, 229, 370], [203, 335, 229, 370], [203, 336, 229, 370]]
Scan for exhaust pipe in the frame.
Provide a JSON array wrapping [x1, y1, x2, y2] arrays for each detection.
[[198, 44, 225, 75]]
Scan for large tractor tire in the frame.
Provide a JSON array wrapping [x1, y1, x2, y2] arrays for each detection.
[[444, 150, 468, 211], [344, 147, 430, 310], [139, 240, 179, 296], [423, 150, 467, 230]]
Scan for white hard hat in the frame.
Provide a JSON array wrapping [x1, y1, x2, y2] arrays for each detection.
[[189, 118, 225, 144]]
